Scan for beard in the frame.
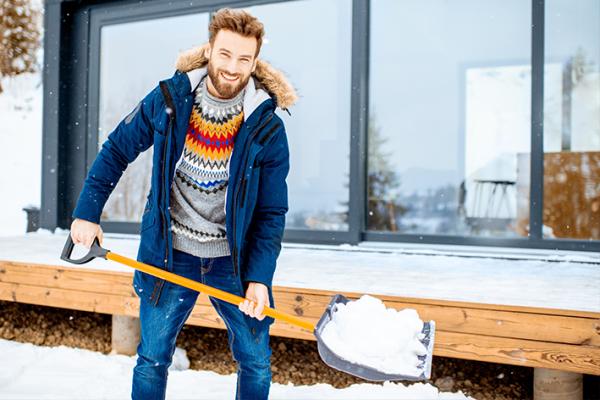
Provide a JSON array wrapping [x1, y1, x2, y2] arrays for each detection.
[[207, 61, 251, 99]]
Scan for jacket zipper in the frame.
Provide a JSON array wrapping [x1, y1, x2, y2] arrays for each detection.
[[231, 112, 275, 277], [240, 178, 248, 209]]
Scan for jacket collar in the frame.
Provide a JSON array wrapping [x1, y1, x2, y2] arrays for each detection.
[[170, 43, 298, 120], [185, 67, 271, 122]]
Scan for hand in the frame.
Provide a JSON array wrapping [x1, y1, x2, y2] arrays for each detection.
[[239, 282, 269, 321], [70, 218, 103, 249]]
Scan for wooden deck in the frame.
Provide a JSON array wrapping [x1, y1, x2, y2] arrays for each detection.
[[1, 260, 599, 376]]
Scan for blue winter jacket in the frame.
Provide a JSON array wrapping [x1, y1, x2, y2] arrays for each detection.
[[72, 45, 297, 309]]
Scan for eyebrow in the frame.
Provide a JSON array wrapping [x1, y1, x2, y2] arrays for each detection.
[[218, 48, 253, 59]]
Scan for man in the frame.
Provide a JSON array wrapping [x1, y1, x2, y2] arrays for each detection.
[[69, 8, 297, 399]]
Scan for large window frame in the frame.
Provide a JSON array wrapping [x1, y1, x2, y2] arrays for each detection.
[[41, 0, 600, 252]]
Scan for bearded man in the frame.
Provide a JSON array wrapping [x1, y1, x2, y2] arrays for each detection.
[[69, 8, 296, 400]]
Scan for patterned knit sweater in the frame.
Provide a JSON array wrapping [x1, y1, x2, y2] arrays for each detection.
[[169, 77, 244, 257]]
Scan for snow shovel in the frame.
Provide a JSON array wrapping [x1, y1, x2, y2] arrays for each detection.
[[60, 235, 435, 381]]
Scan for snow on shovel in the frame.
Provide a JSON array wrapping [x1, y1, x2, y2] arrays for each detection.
[[61, 236, 436, 382]]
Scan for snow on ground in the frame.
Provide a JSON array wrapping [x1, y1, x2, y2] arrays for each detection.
[[0, 339, 473, 399], [0, 71, 43, 236], [0, 230, 598, 313]]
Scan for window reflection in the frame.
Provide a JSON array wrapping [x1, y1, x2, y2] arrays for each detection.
[[244, 0, 352, 231], [543, 0, 600, 240], [368, 0, 531, 237], [98, 13, 209, 222]]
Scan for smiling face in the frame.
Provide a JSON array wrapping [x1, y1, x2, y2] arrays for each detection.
[[206, 29, 258, 100]]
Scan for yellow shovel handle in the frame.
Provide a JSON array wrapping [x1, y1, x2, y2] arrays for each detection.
[[107, 251, 315, 332]]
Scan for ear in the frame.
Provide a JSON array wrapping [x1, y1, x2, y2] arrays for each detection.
[[205, 43, 212, 59], [251, 58, 258, 74]]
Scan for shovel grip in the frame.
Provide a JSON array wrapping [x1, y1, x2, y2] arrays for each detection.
[[61, 235, 109, 264]]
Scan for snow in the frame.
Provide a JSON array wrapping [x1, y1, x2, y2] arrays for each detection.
[[0, 5, 591, 398], [0, 71, 43, 237], [0, 339, 474, 399], [320, 295, 428, 376], [0, 230, 598, 313]]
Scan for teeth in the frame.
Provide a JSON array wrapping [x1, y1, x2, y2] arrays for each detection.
[[221, 73, 237, 81]]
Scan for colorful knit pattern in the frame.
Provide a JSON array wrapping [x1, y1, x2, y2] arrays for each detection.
[[176, 85, 244, 190], [169, 76, 245, 257]]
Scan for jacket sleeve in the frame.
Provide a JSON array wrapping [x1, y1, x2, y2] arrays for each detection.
[[243, 122, 290, 289], [72, 86, 160, 224]]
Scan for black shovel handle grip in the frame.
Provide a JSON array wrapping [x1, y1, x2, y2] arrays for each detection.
[[61, 235, 109, 264]]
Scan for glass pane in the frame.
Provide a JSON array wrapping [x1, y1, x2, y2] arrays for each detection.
[[368, 0, 531, 237], [244, 0, 352, 231], [98, 13, 209, 222], [543, 0, 600, 240]]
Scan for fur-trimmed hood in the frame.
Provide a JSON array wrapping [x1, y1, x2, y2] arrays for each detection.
[[175, 43, 298, 111]]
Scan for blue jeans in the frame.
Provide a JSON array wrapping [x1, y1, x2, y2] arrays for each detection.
[[131, 249, 273, 400]]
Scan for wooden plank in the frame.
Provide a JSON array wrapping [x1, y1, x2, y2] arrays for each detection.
[[3, 261, 599, 319], [277, 285, 600, 319], [0, 281, 311, 341], [391, 302, 600, 347], [2, 281, 599, 374], [434, 331, 600, 375], [271, 291, 600, 347], [0, 281, 140, 316], [0, 261, 136, 297], [2, 262, 599, 347]]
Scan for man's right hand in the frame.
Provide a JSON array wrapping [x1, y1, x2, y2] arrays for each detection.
[[70, 218, 103, 249]]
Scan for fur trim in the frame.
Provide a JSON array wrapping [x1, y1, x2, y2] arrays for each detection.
[[175, 43, 298, 109]]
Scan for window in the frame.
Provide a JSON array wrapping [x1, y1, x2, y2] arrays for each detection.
[[543, 0, 600, 241], [368, 0, 532, 238], [98, 13, 209, 222], [245, 0, 353, 231], [46, 0, 599, 251]]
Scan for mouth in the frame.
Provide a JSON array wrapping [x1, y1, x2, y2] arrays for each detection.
[[220, 72, 239, 83]]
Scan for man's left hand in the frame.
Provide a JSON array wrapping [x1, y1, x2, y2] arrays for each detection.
[[239, 282, 269, 321]]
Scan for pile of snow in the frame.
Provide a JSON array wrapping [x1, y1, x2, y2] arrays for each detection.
[[320, 295, 429, 377], [0, 339, 474, 399], [170, 347, 190, 371]]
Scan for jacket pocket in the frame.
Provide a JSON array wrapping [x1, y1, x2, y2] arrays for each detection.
[[140, 208, 156, 233], [142, 189, 152, 215], [153, 113, 169, 137]]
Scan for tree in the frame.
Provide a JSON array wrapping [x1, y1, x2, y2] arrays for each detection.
[[367, 115, 407, 231], [338, 115, 407, 231], [0, 0, 41, 93]]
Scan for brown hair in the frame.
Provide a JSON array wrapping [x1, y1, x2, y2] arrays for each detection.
[[208, 8, 265, 57]]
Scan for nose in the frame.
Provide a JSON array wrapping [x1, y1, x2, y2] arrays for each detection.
[[223, 59, 241, 76]]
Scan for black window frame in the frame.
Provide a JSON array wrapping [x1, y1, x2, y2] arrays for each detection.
[[41, 0, 600, 252]]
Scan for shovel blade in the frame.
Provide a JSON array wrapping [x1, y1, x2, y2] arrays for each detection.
[[314, 294, 435, 382]]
